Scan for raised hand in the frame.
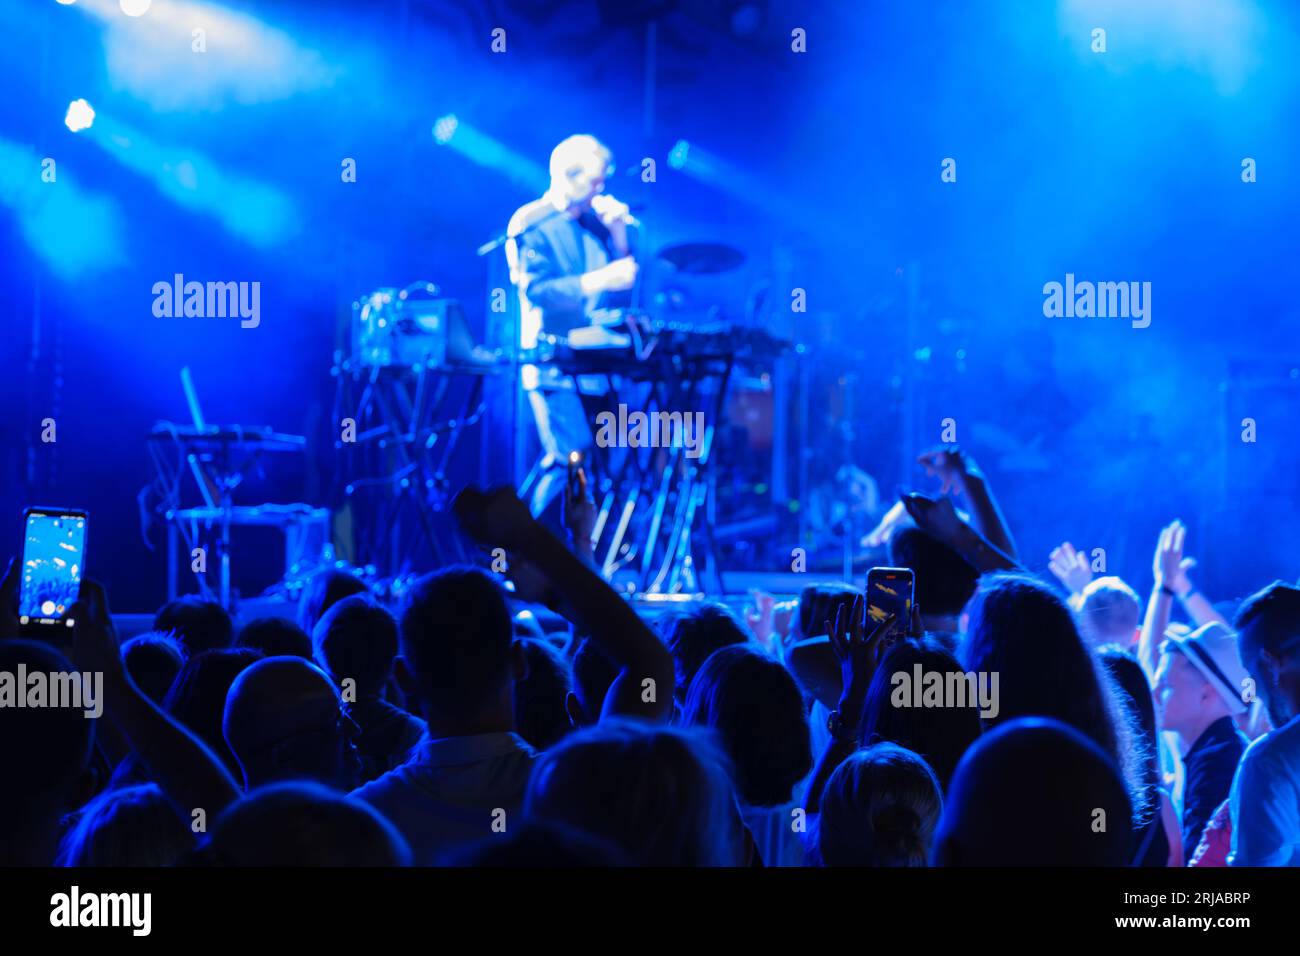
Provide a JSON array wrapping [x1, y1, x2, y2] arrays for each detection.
[[1153, 519, 1195, 594], [826, 594, 901, 723], [1049, 541, 1094, 596], [453, 486, 545, 555], [744, 589, 777, 650], [562, 466, 597, 558], [900, 492, 966, 545], [917, 446, 977, 496], [0, 557, 20, 639]]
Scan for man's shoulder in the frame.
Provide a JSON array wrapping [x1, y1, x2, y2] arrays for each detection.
[[508, 196, 558, 235], [350, 762, 407, 809], [351, 733, 538, 801], [1241, 716, 1300, 775]]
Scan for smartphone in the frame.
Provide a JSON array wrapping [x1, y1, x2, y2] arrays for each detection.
[[567, 451, 585, 497], [865, 566, 914, 632], [18, 507, 87, 631]]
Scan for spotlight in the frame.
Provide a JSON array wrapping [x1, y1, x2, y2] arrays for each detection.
[[668, 139, 690, 170], [119, 0, 151, 16], [432, 114, 459, 145], [56, 0, 77, 6], [64, 99, 95, 133]]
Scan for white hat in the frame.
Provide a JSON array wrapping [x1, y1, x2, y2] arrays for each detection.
[[1165, 622, 1249, 715]]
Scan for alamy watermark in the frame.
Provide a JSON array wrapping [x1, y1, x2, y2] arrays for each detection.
[[152, 274, 261, 328], [50, 886, 151, 936], [890, 664, 999, 719], [1043, 273, 1150, 329], [594, 404, 706, 459], [0, 665, 102, 718]]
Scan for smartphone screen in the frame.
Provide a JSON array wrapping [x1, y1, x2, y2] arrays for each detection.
[[866, 566, 914, 629], [18, 508, 87, 629]]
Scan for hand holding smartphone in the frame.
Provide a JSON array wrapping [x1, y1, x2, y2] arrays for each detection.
[[18, 507, 88, 633], [865, 566, 915, 644]]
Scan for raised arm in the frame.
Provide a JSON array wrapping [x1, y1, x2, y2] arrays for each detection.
[[1138, 520, 1184, 678], [454, 486, 675, 722], [803, 600, 910, 816], [917, 448, 1018, 560], [900, 493, 1020, 574], [70, 581, 241, 825]]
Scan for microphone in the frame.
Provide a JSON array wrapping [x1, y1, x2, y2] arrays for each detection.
[[591, 194, 642, 229]]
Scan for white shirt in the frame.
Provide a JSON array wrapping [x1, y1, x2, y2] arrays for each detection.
[[352, 732, 537, 865]]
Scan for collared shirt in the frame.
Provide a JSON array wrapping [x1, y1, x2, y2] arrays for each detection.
[[1181, 716, 1247, 860], [351, 732, 538, 865], [506, 196, 625, 343], [1229, 713, 1300, 866], [345, 696, 427, 784]]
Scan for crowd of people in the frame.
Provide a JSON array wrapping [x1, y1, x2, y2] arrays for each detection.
[[2, 448, 1298, 867]]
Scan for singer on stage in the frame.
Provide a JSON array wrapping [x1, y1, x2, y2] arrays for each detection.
[[505, 134, 640, 514]]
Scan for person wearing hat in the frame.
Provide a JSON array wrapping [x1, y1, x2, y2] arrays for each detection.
[[1153, 621, 1250, 862]]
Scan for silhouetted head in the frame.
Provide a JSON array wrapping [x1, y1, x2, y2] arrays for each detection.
[[683, 645, 812, 807], [57, 783, 194, 867], [514, 638, 572, 751], [223, 656, 360, 791], [1234, 582, 1300, 727], [162, 647, 263, 780], [396, 566, 522, 728], [888, 526, 979, 618], [818, 743, 943, 867], [0, 641, 97, 865], [297, 569, 369, 635], [526, 719, 744, 866], [959, 573, 1144, 816], [153, 595, 233, 656], [932, 717, 1132, 866], [663, 603, 749, 704], [237, 617, 312, 660], [205, 782, 410, 866], [861, 637, 983, 791], [312, 594, 399, 699], [120, 631, 184, 705], [797, 582, 858, 639]]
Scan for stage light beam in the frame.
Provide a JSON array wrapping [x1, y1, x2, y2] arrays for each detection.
[[431, 116, 547, 192]]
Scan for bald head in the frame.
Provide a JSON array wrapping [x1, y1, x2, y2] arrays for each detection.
[[223, 656, 358, 791]]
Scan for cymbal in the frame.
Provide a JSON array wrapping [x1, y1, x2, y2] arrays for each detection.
[[657, 241, 745, 275]]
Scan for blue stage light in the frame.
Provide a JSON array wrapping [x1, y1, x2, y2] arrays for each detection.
[[433, 114, 459, 145], [430, 116, 547, 191], [64, 99, 95, 132], [119, 0, 151, 16]]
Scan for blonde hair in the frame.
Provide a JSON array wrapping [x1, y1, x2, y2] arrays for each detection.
[[549, 134, 612, 182]]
